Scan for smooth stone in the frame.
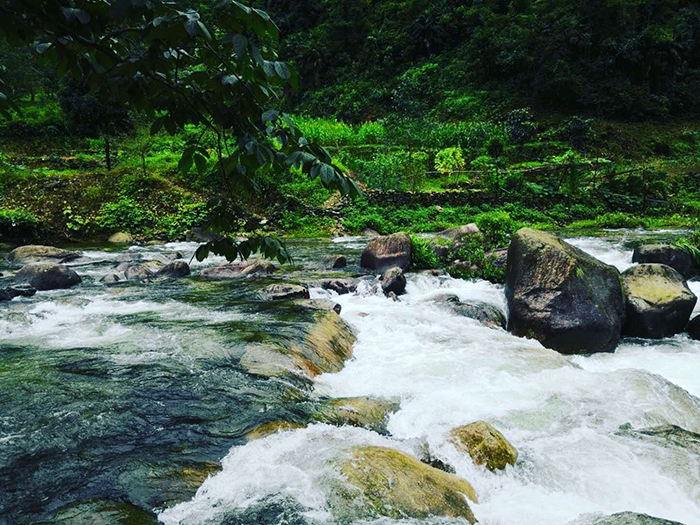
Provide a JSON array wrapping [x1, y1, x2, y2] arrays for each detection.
[[245, 421, 308, 442], [688, 315, 700, 340], [294, 298, 342, 315], [449, 421, 518, 471], [328, 255, 347, 269], [125, 265, 153, 281], [437, 223, 480, 242], [0, 284, 37, 301], [14, 263, 81, 291], [200, 260, 277, 279], [100, 274, 121, 284]]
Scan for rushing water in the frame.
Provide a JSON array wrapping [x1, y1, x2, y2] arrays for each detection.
[[1, 233, 700, 524]]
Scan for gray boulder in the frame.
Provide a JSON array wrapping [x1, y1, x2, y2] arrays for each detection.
[[200, 260, 277, 279], [100, 274, 121, 284], [381, 267, 406, 296], [156, 260, 191, 278], [486, 248, 509, 269], [319, 278, 357, 295], [14, 263, 82, 291], [125, 265, 153, 281], [506, 228, 625, 354], [294, 298, 342, 314], [0, 284, 37, 301], [437, 223, 480, 242], [264, 284, 310, 301], [621, 264, 697, 339], [7, 245, 80, 265], [361, 232, 412, 272], [688, 315, 700, 340], [632, 244, 696, 279]]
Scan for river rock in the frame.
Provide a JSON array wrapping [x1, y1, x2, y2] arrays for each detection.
[[241, 310, 356, 380], [419, 268, 449, 277], [245, 421, 308, 441], [200, 260, 277, 279], [0, 284, 37, 301], [486, 248, 509, 269], [125, 265, 153, 281], [688, 315, 700, 340], [186, 227, 218, 242], [100, 274, 121, 284], [328, 255, 347, 269], [314, 397, 399, 434], [264, 284, 310, 301], [51, 499, 158, 524], [632, 244, 696, 279], [156, 260, 191, 278], [7, 245, 80, 265], [361, 232, 412, 272], [568, 511, 686, 524], [505, 228, 625, 354], [449, 421, 518, 471], [108, 232, 134, 244], [616, 423, 700, 455], [319, 278, 357, 295], [294, 298, 342, 314], [331, 446, 477, 523], [621, 264, 697, 339], [14, 263, 82, 291], [381, 267, 406, 295], [437, 223, 480, 242]]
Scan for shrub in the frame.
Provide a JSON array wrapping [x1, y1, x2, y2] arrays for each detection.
[[474, 210, 518, 247], [595, 212, 645, 229], [434, 147, 466, 176], [0, 208, 39, 239], [410, 235, 441, 270], [96, 197, 153, 233], [505, 108, 537, 145]]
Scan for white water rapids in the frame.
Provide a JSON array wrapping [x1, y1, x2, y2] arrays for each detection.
[[156, 236, 700, 525]]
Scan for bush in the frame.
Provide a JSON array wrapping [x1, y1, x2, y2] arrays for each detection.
[[411, 235, 441, 270], [474, 210, 519, 248], [96, 197, 153, 233], [434, 147, 466, 176], [0, 208, 39, 239], [505, 108, 537, 145], [595, 212, 645, 229]]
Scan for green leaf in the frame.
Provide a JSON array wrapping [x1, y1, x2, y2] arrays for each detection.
[[232, 35, 248, 60], [178, 146, 195, 174], [262, 109, 279, 123], [274, 62, 291, 80]]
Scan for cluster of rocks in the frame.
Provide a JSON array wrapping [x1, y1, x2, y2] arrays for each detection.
[[505, 229, 699, 354]]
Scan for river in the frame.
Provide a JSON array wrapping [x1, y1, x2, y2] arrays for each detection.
[[1, 232, 699, 524]]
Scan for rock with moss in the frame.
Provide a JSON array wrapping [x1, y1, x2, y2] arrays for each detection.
[[14, 262, 82, 291], [449, 421, 518, 471], [567, 511, 685, 525], [330, 446, 477, 523], [108, 232, 134, 244], [506, 228, 625, 354], [314, 397, 399, 434], [361, 232, 412, 272], [294, 298, 342, 314], [7, 245, 80, 265], [621, 264, 697, 339], [632, 244, 696, 279], [200, 260, 277, 279], [241, 310, 356, 380], [49, 499, 158, 525], [245, 421, 308, 441]]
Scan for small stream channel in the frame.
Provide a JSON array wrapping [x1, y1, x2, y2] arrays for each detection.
[[1, 232, 699, 524]]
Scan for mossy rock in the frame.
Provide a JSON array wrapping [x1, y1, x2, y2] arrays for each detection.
[[245, 421, 308, 441], [330, 446, 477, 523], [7, 245, 80, 264], [621, 264, 697, 339], [313, 397, 399, 434], [450, 421, 518, 471], [241, 310, 356, 380], [48, 499, 157, 525]]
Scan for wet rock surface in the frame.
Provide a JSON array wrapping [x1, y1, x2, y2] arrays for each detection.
[[14, 262, 82, 290], [449, 421, 518, 471], [7, 245, 81, 265], [632, 244, 696, 279], [380, 266, 406, 295], [360, 232, 412, 272]]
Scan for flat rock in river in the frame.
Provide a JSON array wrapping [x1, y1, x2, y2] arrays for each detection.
[[7, 245, 81, 265]]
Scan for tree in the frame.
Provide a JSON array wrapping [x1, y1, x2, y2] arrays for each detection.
[[0, 0, 360, 263]]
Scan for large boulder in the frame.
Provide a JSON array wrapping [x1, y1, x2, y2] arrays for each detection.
[[155, 260, 191, 278], [331, 446, 477, 523], [632, 244, 696, 279], [361, 232, 412, 272], [621, 264, 697, 339], [505, 228, 625, 354], [264, 283, 310, 301], [7, 245, 80, 265], [14, 263, 81, 291], [313, 397, 399, 434], [688, 315, 700, 340], [200, 260, 277, 279], [0, 284, 37, 301], [380, 267, 406, 296], [437, 223, 480, 242], [449, 421, 518, 471]]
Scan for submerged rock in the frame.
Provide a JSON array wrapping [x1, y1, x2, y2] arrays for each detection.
[[294, 298, 342, 315], [688, 315, 700, 340], [7, 245, 80, 265], [449, 421, 518, 471], [51, 498, 158, 524], [319, 278, 357, 295], [616, 423, 700, 455], [621, 264, 697, 339], [331, 446, 477, 523], [505, 228, 625, 354], [314, 397, 399, 434], [0, 284, 37, 301], [108, 232, 134, 244], [14, 263, 81, 291], [245, 421, 308, 441], [437, 223, 480, 242], [200, 260, 277, 279], [155, 260, 191, 279], [241, 310, 356, 380], [426, 294, 506, 329], [380, 266, 406, 295], [632, 244, 696, 279], [361, 232, 412, 272], [264, 283, 310, 301], [568, 511, 685, 524]]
